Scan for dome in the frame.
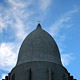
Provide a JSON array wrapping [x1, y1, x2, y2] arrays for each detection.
[[17, 24, 62, 65]]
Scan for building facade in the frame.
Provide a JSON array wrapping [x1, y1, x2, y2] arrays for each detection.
[[2, 24, 76, 80]]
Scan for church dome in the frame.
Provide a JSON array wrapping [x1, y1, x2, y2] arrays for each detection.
[[17, 24, 62, 65]]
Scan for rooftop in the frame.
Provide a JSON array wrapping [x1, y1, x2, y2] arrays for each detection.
[[17, 24, 62, 65]]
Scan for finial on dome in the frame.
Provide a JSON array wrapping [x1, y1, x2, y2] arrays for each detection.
[[37, 23, 42, 29]]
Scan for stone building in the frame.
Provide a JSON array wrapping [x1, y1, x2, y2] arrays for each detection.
[[2, 24, 76, 80]]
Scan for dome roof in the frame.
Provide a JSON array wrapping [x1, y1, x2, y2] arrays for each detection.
[[17, 24, 62, 65]]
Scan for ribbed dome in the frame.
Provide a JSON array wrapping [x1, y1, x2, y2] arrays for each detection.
[[17, 24, 62, 65]]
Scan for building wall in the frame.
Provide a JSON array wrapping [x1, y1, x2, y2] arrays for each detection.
[[10, 61, 68, 80]]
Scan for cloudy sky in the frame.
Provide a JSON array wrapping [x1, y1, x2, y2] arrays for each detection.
[[0, 0, 80, 80]]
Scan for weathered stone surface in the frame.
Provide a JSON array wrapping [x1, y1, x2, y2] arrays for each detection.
[[17, 24, 62, 65]]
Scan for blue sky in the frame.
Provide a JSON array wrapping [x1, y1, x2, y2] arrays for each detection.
[[0, 0, 80, 80]]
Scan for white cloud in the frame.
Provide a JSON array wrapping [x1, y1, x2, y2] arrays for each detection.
[[61, 54, 73, 66], [8, 0, 26, 8], [14, 18, 26, 40], [0, 0, 51, 40], [0, 18, 6, 32], [0, 74, 7, 80], [0, 43, 18, 71], [0, 13, 9, 33], [48, 8, 78, 37], [0, 0, 33, 40], [40, 0, 51, 11]]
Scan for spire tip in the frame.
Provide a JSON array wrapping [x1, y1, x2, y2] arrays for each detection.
[[37, 23, 42, 29]]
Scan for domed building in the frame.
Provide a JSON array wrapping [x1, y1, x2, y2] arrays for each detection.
[[2, 24, 76, 80]]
